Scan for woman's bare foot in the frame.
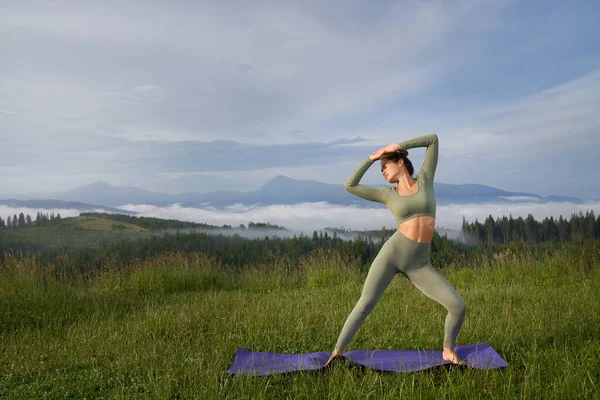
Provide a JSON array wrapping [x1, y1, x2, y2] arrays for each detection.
[[324, 348, 344, 367], [442, 347, 467, 365]]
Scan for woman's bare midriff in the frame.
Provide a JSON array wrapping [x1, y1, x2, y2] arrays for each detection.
[[398, 216, 435, 243]]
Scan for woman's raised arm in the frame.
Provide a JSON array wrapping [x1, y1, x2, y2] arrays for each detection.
[[343, 157, 388, 204], [398, 134, 438, 181]]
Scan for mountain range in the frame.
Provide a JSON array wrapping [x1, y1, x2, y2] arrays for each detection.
[[0, 176, 586, 215]]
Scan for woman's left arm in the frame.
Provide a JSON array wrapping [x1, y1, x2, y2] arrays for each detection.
[[398, 134, 438, 181]]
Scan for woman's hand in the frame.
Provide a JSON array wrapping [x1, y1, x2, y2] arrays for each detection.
[[369, 144, 402, 161]]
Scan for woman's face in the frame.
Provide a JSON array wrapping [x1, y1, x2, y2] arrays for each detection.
[[381, 158, 403, 183]]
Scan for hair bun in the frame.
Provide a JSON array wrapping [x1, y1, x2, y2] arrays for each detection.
[[398, 149, 408, 157]]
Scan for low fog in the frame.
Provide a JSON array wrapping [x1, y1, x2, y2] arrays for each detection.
[[3, 201, 600, 245]]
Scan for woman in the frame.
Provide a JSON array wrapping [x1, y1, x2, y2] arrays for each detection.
[[324, 133, 467, 366]]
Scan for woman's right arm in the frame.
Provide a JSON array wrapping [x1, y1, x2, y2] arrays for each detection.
[[343, 156, 388, 204]]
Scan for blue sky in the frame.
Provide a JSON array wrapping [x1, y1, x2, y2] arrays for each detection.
[[1, 0, 599, 200]]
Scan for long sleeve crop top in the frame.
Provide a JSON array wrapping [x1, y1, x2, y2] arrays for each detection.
[[343, 134, 438, 225]]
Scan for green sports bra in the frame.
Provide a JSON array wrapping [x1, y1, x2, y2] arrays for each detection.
[[343, 134, 438, 225]]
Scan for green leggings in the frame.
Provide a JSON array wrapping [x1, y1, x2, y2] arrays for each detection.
[[335, 230, 467, 351]]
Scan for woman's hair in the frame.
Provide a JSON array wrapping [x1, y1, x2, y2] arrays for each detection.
[[382, 150, 414, 177]]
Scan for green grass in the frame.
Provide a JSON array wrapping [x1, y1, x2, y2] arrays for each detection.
[[1, 216, 152, 251], [1, 246, 599, 399]]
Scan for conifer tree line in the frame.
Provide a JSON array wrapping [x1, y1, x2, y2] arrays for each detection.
[[2, 209, 599, 277], [3, 210, 600, 246], [0, 210, 289, 231], [0, 211, 61, 228], [461, 210, 599, 244]]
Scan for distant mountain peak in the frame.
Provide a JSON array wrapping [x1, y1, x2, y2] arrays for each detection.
[[270, 175, 293, 181], [263, 175, 325, 187], [65, 181, 115, 193], [258, 175, 294, 191], [88, 180, 113, 187]]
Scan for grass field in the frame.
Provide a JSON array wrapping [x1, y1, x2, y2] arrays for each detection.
[[1, 245, 599, 399]]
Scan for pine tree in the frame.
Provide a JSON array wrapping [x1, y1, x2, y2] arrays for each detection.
[[18, 212, 26, 227], [485, 215, 495, 244]]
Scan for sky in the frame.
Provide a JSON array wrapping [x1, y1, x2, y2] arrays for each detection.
[[1, 0, 600, 203]]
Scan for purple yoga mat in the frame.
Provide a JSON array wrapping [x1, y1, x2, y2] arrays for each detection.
[[226, 342, 507, 376]]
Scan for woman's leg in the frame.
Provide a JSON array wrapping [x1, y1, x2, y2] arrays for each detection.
[[403, 265, 467, 349], [334, 245, 398, 351]]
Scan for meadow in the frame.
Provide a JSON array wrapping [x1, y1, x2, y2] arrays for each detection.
[[1, 241, 599, 399]]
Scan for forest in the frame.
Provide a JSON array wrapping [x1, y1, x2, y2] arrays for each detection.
[[1, 209, 598, 282]]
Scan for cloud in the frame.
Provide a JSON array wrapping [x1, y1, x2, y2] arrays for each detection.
[[133, 84, 160, 94], [236, 64, 252, 73], [0, 1, 508, 142], [0, 1, 598, 200], [95, 91, 140, 102], [0, 109, 18, 116], [327, 137, 369, 146], [500, 196, 540, 202], [461, 70, 600, 155], [4, 201, 599, 243], [360, 68, 600, 162]]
